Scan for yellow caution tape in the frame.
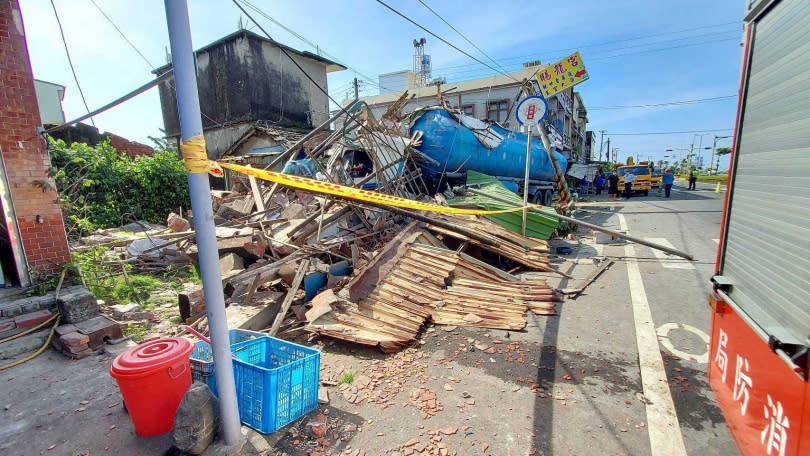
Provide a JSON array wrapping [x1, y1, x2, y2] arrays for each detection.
[[218, 161, 544, 216], [179, 135, 224, 177]]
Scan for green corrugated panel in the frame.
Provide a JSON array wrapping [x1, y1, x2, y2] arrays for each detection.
[[449, 171, 559, 239]]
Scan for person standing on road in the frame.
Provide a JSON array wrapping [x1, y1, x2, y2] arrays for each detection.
[[607, 173, 619, 200], [689, 168, 699, 190], [624, 170, 636, 200], [663, 168, 675, 198], [595, 173, 605, 195]]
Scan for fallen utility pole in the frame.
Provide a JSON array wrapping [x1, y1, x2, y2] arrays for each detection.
[[163, 0, 241, 446], [466, 188, 694, 261], [44, 70, 174, 135]]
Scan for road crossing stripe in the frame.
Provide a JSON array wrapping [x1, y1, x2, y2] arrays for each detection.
[[618, 214, 687, 456]]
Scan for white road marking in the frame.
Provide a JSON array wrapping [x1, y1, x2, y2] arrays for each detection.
[[618, 214, 687, 456], [656, 322, 710, 363], [713, 239, 719, 245], [646, 238, 696, 269]]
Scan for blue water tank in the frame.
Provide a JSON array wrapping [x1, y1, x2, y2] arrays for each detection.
[[410, 109, 566, 183]]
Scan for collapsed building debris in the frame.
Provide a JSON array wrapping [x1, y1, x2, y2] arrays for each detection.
[[304, 222, 560, 352], [65, 100, 576, 356]]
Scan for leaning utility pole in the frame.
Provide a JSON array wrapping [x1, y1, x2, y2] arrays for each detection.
[[163, 0, 241, 446]]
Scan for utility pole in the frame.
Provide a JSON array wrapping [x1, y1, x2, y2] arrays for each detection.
[[353, 77, 359, 100], [710, 135, 732, 175], [687, 142, 694, 173], [598, 130, 606, 162], [163, 0, 241, 446], [606, 137, 610, 164]]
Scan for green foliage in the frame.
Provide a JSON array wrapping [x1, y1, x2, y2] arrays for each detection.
[[47, 137, 190, 238], [339, 372, 355, 384], [109, 274, 163, 304], [25, 264, 80, 296], [72, 247, 162, 305], [123, 323, 148, 343], [716, 147, 732, 155], [187, 263, 202, 284]]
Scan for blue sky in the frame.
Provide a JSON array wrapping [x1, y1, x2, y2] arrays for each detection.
[[20, 0, 744, 169]]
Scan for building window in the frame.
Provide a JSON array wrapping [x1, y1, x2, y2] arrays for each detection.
[[462, 105, 475, 117], [487, 100, 508, 123]]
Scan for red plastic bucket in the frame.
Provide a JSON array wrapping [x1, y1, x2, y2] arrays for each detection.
[[110, 338, 194, 436]]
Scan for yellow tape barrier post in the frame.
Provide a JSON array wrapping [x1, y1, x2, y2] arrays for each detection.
[[217, 161, 544, 216]]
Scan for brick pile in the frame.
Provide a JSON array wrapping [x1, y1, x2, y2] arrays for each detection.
[[52, 315, 122, 359]]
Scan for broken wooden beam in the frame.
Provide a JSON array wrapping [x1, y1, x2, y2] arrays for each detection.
[[268, 261, 308, 336]]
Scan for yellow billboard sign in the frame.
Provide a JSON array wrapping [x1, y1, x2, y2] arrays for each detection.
[[534, 51, 589, 98]]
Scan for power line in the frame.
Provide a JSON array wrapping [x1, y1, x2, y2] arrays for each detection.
[[435, 31, 739, 79], [50, 0, 95, 127], [431, 34, 740, 84], [374, 0, 518, 82], [609, 128, 733, 136], [416, 0, 510, 76], [587, 37, 740, 62], [429, 21, 740, 73], [230, 0, 367, 126], [590, 95, 737, 110], [236, 0, 396, 94], [88, 0, 155, 69]]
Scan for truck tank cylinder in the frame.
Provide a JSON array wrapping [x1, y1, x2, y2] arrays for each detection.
[[410, 109, 567, 183]]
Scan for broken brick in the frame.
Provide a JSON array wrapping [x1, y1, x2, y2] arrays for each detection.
[[59, 332, 90, 348], [13, 310, 53, 329]]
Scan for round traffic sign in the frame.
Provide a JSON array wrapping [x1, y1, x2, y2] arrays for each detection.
[[515, 95, 548, 126]]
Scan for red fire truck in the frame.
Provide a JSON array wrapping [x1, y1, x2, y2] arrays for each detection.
[[709, 1, 810, 455]]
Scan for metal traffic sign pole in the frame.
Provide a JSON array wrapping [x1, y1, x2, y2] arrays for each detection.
[[522, 123, 532, 235], [515, 96, 547, 235], [163, 0, 242, 445]]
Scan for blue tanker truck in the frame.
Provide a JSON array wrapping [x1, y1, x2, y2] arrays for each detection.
[[409, 108, 567, 206]]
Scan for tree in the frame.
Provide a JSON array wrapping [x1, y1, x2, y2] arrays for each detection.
[[716, 147, 732, 155], [46, 137, 190, 239]]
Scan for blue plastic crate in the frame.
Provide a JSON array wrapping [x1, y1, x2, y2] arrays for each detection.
[[189, 329, 266, 390], [229, 337, 320, 434]]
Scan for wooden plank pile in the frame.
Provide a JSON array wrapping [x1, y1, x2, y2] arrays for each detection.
[[305, 222, 562, 352], [427, 213, 560, 274]]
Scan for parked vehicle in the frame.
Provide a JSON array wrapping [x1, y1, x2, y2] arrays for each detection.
[[615, 162, 651, 196], [650, 169, 663, 189], [709, 1, 810, 455]]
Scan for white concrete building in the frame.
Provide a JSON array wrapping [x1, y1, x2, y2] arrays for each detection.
[[33, 79, 66, 125]]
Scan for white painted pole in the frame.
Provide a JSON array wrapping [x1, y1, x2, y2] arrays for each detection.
[[522, 124, 532, 236], [163, 0, 241, 445]]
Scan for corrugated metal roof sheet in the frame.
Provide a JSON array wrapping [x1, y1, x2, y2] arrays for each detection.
[[449, 171, 559, 239]]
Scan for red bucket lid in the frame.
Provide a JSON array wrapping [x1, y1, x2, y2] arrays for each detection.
[[110, 338, 193, 378]]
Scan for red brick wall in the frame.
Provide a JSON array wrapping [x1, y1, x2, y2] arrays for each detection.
[[0, 0, 70, 278], [106, 133, 154, 157]]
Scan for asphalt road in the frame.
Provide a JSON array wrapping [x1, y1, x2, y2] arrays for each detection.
[[529, 180, 739, 455]]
